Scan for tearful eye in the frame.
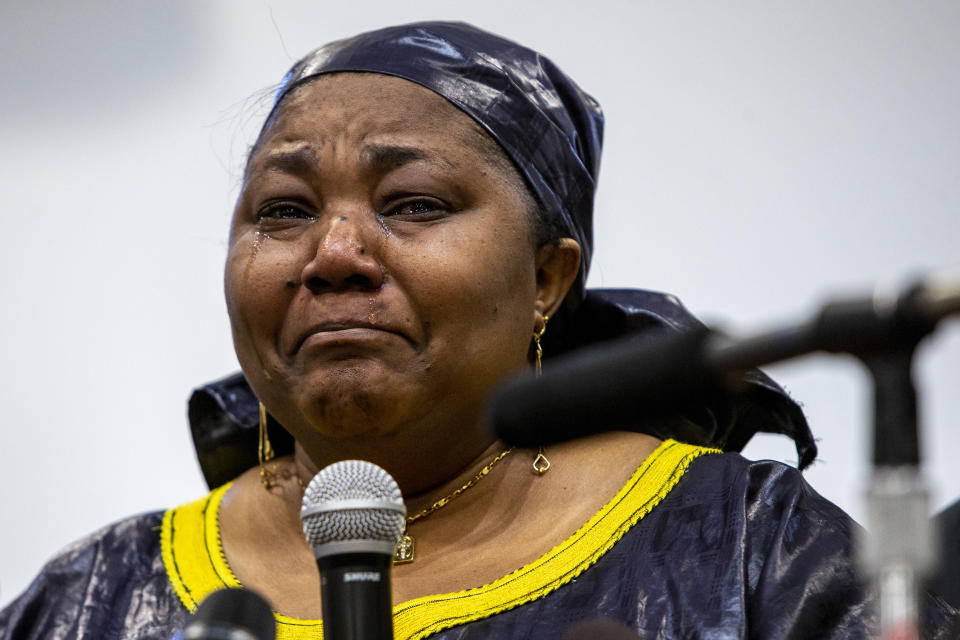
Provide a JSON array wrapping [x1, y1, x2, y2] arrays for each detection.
[[255, 202, 317, 223], [382, 198, 449, 220]]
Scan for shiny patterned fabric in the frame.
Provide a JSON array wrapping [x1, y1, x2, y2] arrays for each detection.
[[0, 512, 186, 639], [3, 453, 956, 638]]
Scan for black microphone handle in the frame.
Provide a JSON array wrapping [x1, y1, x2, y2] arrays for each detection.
[[318, 552, 394, 640]]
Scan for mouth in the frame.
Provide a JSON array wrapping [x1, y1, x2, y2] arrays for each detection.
[[292, 322, 408, 355]]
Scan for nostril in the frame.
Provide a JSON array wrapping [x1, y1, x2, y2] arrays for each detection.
[[345, 273, 375, 289], [304, 273, 377, 294], [305, 276, 332, 293]]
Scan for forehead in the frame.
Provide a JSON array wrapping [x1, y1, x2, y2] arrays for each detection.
[[251, 73, 508, 169]]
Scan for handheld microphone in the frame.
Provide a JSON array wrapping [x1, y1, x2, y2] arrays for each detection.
[[181, 587, 276, 640], [300, 460, 406, 640]]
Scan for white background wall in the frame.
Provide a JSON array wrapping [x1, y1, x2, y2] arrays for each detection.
[[1, 1, 957, 607]]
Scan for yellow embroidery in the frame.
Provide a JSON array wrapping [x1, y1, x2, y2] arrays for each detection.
[[161, 439, 718, 640], [161, 483, 240, 612]]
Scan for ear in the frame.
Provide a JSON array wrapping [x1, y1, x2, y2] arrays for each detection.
[[533, 239, 581, 323]]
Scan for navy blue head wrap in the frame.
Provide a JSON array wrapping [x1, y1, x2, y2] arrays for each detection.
[[263, 21, 602, 306], [189, 22, 816, 488]]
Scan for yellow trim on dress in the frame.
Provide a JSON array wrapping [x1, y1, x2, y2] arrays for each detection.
[[161, 439, 718, 640]]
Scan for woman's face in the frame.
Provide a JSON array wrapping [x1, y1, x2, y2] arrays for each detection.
[[225, 74, 576, 466]]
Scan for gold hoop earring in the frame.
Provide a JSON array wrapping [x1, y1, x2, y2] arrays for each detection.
[[531, 315, 551, 474], [533, 314, 549, 376], [258, 402, 277, 489]]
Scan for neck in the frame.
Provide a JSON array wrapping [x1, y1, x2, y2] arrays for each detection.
[[290, 423, 498, 496], [400, 440, 512, 516]]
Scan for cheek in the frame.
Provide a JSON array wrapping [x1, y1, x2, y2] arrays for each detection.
[[403, 227, 536, 365], [224, 232, 300, 355]]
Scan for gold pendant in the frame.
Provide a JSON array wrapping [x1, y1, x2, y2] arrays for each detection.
[[394, 533, 415, 564], [532, 450, 551, 475]]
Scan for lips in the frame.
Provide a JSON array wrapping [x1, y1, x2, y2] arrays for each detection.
[[291, 320, 408, 355]]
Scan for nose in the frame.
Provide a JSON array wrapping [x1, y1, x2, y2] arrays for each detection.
[[300, 214, 383, 294]]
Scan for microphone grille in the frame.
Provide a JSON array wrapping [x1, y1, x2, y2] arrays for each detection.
[[300, 460, 406, 553]]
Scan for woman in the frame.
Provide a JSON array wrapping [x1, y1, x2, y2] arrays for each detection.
[[1, 22, 955, 639]]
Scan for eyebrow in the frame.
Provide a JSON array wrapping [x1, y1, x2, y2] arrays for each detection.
[[359, 144, 431, 172], [255, 143, 437, 179], [259, 147, 319, 175]]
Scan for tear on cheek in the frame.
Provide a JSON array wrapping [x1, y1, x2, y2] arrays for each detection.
[[375, 214, 392, 237], [241, 231, 266, 282]]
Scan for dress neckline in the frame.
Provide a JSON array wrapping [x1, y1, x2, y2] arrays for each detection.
[[161, 438, 718, 640]]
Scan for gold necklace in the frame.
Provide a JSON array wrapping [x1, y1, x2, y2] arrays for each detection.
[[290, 449, 515, 564], [393, 448, 514, 564]]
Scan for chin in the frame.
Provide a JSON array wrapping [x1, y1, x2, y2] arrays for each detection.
[[284, 369, 423, 441]]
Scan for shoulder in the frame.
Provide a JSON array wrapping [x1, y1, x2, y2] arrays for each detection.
[[678, 453, 960, 637], [622, 445, 856, 566], [24, 510, 166, 592], [680, 449, 853, 527], [0, 510, 188, 639], [677, 451, 859, 575], [662, 449, 877, 635]]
